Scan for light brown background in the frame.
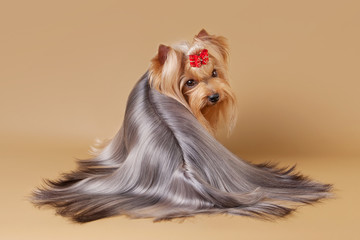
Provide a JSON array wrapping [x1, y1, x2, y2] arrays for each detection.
[[1, 0, 359, 239]]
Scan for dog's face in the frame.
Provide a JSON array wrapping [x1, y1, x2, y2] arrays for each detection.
[[149, 29, 237, 135]]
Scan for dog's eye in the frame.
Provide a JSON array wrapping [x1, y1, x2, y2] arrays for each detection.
[[212, 69, 218, 77], [186, 79, 197, 87]]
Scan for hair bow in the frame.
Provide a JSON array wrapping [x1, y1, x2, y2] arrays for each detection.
[[189, 49, 209, 68]]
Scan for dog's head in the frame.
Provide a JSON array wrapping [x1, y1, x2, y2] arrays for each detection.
[[149, 29, 237, 135]]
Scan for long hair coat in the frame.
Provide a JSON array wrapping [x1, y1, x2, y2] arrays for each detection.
[[32, 73, 331, 223]]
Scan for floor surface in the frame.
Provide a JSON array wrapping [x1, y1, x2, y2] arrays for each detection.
[[1, 136, 357, 240]]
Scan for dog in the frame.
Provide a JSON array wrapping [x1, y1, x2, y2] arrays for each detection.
[[31, 29, 331, 223]]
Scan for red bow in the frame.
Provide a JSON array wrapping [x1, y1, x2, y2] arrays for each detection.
[[189, 49, 209, 68]]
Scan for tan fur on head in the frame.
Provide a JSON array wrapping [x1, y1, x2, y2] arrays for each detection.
[[149, 29, 237, 135]]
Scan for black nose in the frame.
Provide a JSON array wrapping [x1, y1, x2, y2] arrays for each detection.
[[208, 93, 220, 103]]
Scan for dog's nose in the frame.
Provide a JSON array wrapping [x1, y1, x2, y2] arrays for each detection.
[[208, 93, 220, 103]]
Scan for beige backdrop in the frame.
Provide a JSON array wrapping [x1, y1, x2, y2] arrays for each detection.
[[1, 0, 359, 239]]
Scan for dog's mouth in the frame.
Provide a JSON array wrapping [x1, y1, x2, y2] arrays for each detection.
[[199, 98, 220, 111], [207, 101, 218, 107]]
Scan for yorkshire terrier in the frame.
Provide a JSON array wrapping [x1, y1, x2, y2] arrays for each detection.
[[31, 29, 331, 223]]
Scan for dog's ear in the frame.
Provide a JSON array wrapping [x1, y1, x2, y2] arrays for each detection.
[[149, 44, 186, 107], [196, 29, 209, 38], [157, 44, 171, 65]]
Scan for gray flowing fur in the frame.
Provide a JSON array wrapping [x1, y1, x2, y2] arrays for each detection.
[[32, 73, 331, 223]]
